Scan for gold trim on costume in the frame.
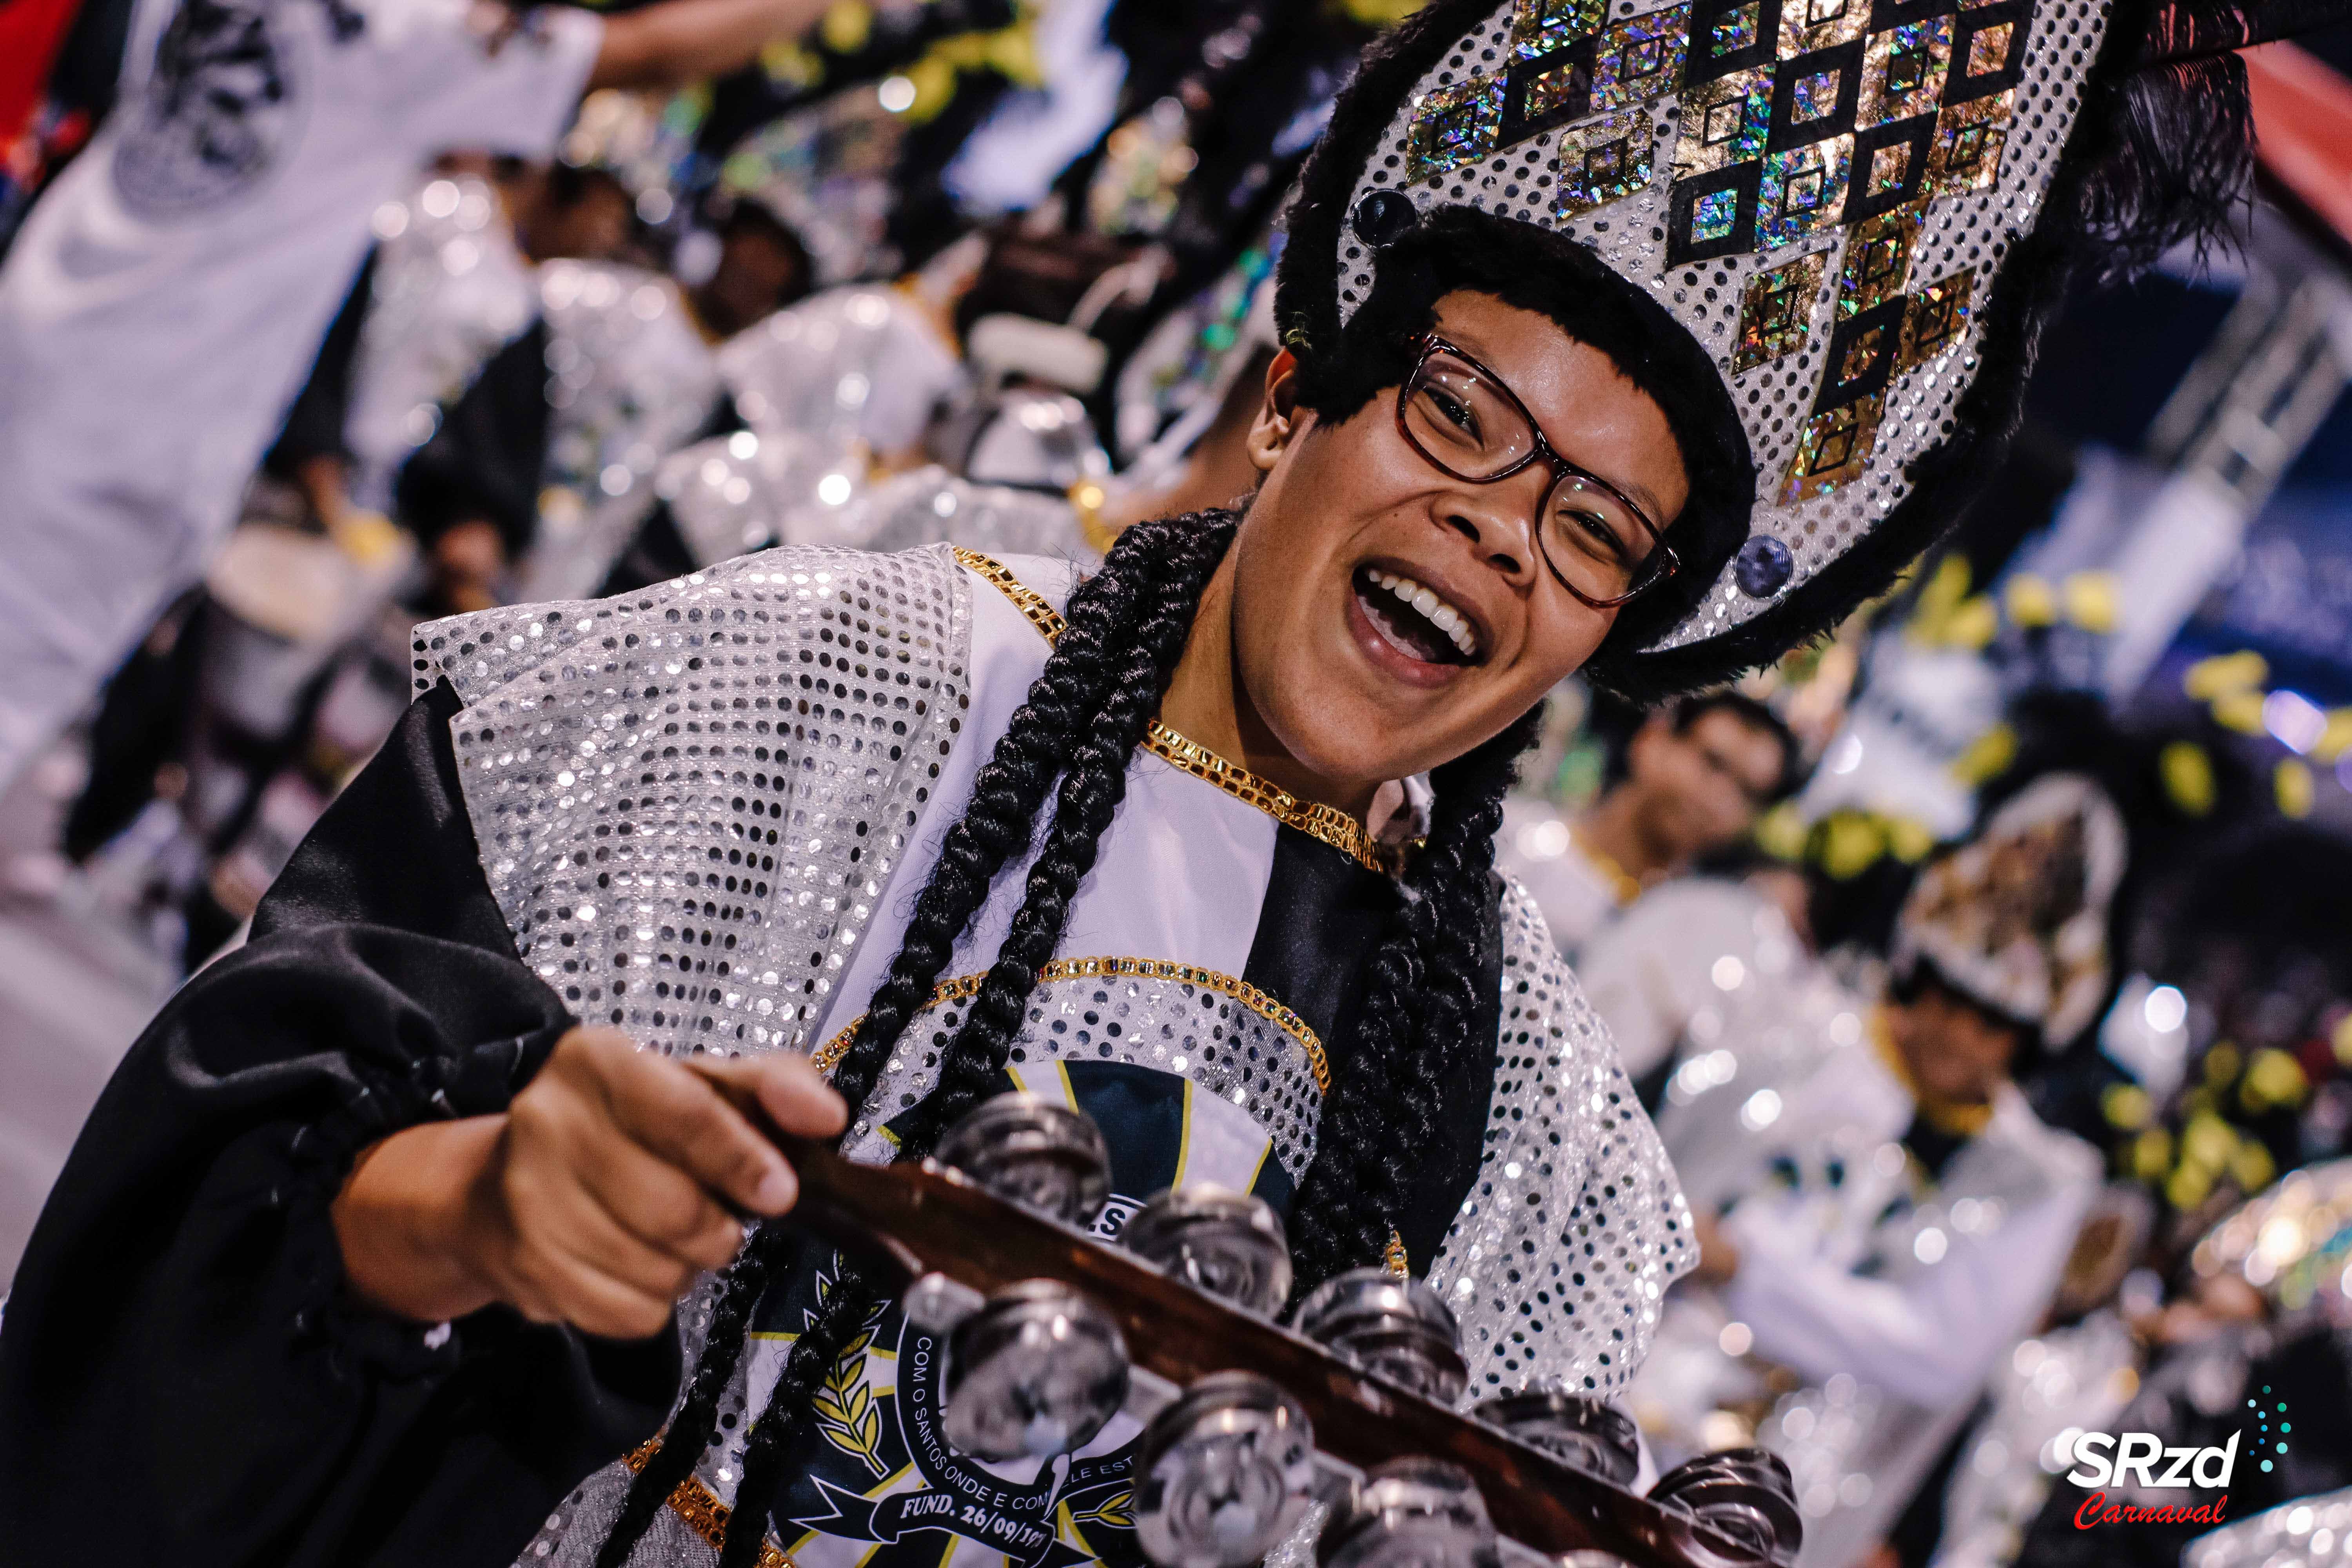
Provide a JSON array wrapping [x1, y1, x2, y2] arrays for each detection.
[[624, 1440, 794, 1568], [951, 548, 1379, 871], [1384, 1230, 1410, 1279], [953, 546, 1069, 643], [813, 955, 1331, 1094]]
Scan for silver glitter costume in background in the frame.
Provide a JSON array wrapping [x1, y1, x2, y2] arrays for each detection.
[[345, 172, 539, 515], [2186, 1489, 2352, 1568], [518, 261, 724, 603]]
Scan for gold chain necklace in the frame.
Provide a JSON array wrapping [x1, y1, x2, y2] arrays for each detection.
[[953, 548, 1379, 871]]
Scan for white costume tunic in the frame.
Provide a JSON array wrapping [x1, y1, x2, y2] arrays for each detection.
[[404, 543, 1693, 1568], [0, 0, 601, 788]]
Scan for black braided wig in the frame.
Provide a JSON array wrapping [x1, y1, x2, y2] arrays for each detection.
[[595, 512, 1540, 1564]]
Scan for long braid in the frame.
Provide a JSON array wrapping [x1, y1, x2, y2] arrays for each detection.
[[900, 515, 1238, 1151], [824, 532, 1171, 1117], [599, 517, 1241, 1567], [590, 1228, 799, 1568], [1285, 708, 1543, 1294], [722, 517, 1235, 1563], [597, 525, 1187, 1568]]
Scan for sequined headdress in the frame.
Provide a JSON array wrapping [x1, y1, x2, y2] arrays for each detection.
[[1895, 771, 2127, 1044], [1276, 0, 2270, 695]]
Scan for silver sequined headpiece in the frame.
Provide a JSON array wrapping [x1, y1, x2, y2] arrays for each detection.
[[1279, 0, 2171, 694]]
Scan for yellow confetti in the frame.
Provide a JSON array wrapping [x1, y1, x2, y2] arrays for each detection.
[[2183, 650, 2268, 701], [1951, 723, 2017, 786], [2240, 1047, 2308, 1112], [2277, 758, 2314, 819], [2332, 1012, 2352, 1067], [819, 0, 872, 52], [2004, 573, 2058, 628], [2212, 688, 2267, 734], [2319, 710, 2352, 764], [2061, 571, 2119, 634], [2160, 740, 2215, 817], [2102, 1082, 2153, 1130], [1887, 817, 1935, 863]]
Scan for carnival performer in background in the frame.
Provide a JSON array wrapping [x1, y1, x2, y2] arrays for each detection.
[[1629, 775, 2118, 1567], [0, 0, 2283, 1565], [1500, 692, 1800, 958], [0, 0, 855, 792], [396, 176, 815, 610]]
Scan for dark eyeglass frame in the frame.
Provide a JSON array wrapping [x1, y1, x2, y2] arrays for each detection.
[[1394, 333, 1680, 610]]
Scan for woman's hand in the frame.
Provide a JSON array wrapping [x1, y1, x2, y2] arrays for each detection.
[[331, 1027, 847, 1339]]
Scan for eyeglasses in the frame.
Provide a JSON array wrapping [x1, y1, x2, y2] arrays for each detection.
[[1394, 334, 1679, 610]]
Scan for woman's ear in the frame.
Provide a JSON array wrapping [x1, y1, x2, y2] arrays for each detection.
[[1245, 349, 1305, 475]]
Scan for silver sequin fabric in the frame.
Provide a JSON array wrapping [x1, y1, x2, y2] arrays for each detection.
[[425, 545, 1695, 1565], [1430, 879, 1695, 1399], [838, 967, 1325, 1185], [415, 544, 973, 1059]]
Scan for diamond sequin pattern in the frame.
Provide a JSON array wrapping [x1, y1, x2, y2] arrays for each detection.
[[1512, 0, 1608, 55], [1673, 66, 1773, 178], [1407, 77, 1508, 184], [1428, 882, 1694, 1398], [1836, 203, 1925, 316], [1757, 134, 1851, 247], [1897, 269, 1978, 370], [1926, 91, 2014, 194], [418, 544, 973, 1061], [1777, 0, 1867, 58], [1557, 111, 1658, 219], [1857, 18, 1952, 125], [1590, 5, 1691, 111], [1780, 393, 1886, 501], [1734, 251, 1828, 372]]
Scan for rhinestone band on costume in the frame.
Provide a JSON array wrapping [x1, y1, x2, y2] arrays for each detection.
[[1332, 0, 2107, 646], [622, 1440, 793, 1568], [953, 548, 1382, 871], [814, 955, 1333, 1093]]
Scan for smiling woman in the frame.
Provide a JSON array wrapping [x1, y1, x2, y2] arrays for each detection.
[[0, 0, 2276, 1562]]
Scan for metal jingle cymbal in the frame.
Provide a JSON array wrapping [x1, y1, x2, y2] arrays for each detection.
[[1124, 1186, 1294, 1317], [1135, 1372, 1319, 1568], [1647, 1449, 1802, 1568], [1470, 1392, 1641, 1486], [934, 1093, 1112, 1226], [1293, 1269, 1469, 1404], [1319, 1457, 1501, 1568], [941, 1279, 1131, 1461]]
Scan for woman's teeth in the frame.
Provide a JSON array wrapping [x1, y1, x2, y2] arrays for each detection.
[[1367, 570, 1480, 658]]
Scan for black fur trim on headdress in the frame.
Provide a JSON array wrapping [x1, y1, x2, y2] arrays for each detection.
[[1274, 0, 2274, 702]]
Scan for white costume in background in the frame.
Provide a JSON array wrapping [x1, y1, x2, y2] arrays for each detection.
[[1632, 1035, 2099, 1568], [1494, 795, 1628, 960], [344, 170, 539, 514], [0, 0, 599, 788], [1576, 876, 1844, 1085]]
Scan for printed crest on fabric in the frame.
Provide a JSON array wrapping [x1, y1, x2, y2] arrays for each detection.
[[1327, 0, 2109, 647], [114, 0, 317, 220]]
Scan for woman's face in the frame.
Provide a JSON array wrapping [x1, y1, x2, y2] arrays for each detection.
[[1230, 290, 1691, 790]]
